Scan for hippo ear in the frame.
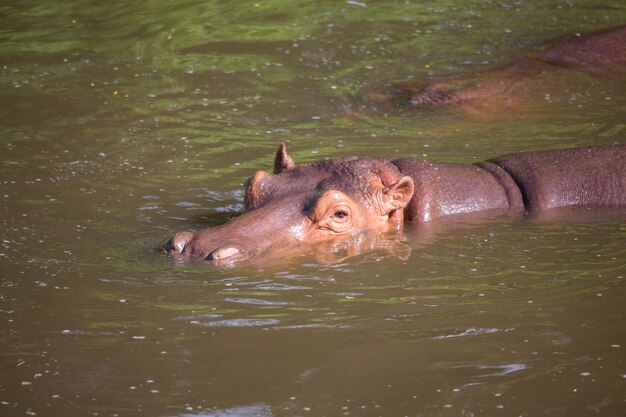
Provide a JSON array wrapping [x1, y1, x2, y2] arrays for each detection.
[[244, 170, 270, 211], [274, 143, 296, 174], [382, 176, 414, 213]]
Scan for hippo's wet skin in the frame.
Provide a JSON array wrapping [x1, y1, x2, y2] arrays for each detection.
[[167, 144, 626, 264], [365, 25, 626, 109]]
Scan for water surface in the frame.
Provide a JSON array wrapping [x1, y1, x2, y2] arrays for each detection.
[[1, 1, 625, 416]]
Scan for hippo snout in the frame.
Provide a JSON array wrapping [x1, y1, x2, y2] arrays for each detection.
[[166, 230, 247, 263]]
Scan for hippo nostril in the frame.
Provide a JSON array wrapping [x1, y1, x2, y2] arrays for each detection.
[[170, 231, 194, 254], [208, 246, 241, 261]]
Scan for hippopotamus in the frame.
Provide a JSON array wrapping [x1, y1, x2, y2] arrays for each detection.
[[364, 25, 626, 109], [167, 144, 626, 264]]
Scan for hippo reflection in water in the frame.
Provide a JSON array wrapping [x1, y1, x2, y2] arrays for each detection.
[[167, 144, 626, 265]]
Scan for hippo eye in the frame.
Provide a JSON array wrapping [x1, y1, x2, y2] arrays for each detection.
[[313, 191, 355, 234], [332, 209, 349, 221]]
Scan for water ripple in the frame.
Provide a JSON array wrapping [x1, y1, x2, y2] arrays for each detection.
[[255, 283, 314, 291], [224, 297, 288, 306], [178, 403, 273, 417], [452, 363, 528, 378], [432, 327, 514, 340], [194, 318, 280, 328]]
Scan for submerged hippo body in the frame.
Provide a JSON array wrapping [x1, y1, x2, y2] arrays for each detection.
[[366, 26, 626, 109], [167, 144, 625, 264]]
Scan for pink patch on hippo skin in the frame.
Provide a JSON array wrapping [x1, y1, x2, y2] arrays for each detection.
[[209, 246, 241, 261]]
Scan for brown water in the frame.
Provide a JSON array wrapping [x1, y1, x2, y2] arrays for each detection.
[[1, 1, 625, 416]]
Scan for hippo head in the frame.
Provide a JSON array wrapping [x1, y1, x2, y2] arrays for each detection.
[[167, 144, 415, 265]]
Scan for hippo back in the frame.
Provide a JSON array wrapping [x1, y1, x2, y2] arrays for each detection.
[[539, 26, 626, 67], [491, 145, 626, 210]]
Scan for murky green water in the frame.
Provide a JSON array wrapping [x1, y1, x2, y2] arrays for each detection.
[[1, 1, 625, 416]]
